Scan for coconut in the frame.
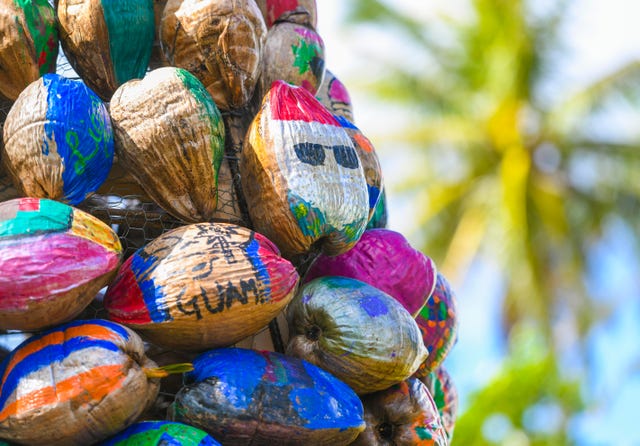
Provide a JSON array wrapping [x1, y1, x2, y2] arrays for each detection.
[[0, 0, 58, 101], [240, 80, 369, 260], [100, 421, 221, 446], [351, 378, 448, 446], [160, 0, 267, 110], [2, 74, 114, 205], [0, 198, 122, 331], [286, 277, 428, 395], [109, 67, 225, 223], [259, 20, 325, 97], [56, 0, 155, 100], [316, 69, 354, 121], [304, 229, 437, 317], [103, 222, 299, 351], [0, 320, 160, 446], [170, 348, 365, 445], [255, 0, 317, 28], [419, 366, 458, 442], [415, 273, 459, 376]]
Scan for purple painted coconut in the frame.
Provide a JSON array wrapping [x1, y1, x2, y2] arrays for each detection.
[[304, 229, 437, 316]]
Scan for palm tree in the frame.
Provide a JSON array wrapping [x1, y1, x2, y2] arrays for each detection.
[[339, 0, 640, 443]]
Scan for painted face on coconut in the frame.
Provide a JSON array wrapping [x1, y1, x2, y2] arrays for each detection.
[[241, 81, 369, 258]]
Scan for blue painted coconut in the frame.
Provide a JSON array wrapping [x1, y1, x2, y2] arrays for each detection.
[[170, 348, 365, 445]]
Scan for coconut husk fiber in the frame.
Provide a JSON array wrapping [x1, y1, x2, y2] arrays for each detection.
[[160, 0, 267, 111]]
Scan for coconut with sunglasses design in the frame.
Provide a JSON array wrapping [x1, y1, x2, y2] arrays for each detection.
[[240, 80, 369, 260]]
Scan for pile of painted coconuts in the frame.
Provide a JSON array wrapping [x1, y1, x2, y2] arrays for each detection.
[[0, 1, 459, 445]]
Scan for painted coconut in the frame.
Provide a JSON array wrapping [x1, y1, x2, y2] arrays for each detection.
[[0, 198, 122, 331], [415, 273, 459, 375], [57, 0, 154, 100], [100, 421, 221, 446], [420, 366, 458, 442], [104, 222, 299, 351], [109, 67, 225, 223], [286, 277, 428, 395], [335, 115, 384, 222], [316, 69, 354, 121], [2, 74, 114, 205], [255, 0, 317, 29], [367, 187, 388, 229], [352, 378, 448, 446], [304, 229, 437, 317], [0, 320, 160, 446], [259, 21, 325, 96], [0, 0, 57, 101], [240, 80, 369, 260], [170, 348, 365, 445], [160, 0, 266, 110]]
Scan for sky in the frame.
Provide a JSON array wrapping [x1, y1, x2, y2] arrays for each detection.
[[315, 1, 640, 444]]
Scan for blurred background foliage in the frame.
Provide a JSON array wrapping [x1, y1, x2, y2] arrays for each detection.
[[330, 0, 640, 443]]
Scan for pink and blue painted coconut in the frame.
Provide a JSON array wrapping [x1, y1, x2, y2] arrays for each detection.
[[100, 421, 221, 446], [415, 273, 459, 376], [287, 276, 428, 395], [0, 319, 160, 446], [104, 222, 299, 351], [304, 229, 437, 316], [2, 74, 114, 205], [316, 69, 354, 122], [0, 197, 122, 331], [170, 348, 365, 446], [240, 80, 369, 260]]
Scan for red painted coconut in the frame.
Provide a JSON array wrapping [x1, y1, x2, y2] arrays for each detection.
[[104, 222, 299, 351], [255, 0, 317, 29]]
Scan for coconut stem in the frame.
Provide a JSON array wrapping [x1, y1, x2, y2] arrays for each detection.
[[143, 363, 194, 379]]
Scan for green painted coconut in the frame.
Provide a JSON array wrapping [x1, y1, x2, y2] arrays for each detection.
[[286, 277, 427, 394]]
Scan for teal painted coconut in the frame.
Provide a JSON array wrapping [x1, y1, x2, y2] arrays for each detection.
[[286, 277, 428, 394], [100, 421, 220, 446]]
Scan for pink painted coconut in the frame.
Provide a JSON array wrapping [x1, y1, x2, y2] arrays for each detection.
[[304, 228, 437, 316]]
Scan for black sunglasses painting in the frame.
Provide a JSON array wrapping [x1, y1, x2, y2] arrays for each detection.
[[293, 142, 359, 169]]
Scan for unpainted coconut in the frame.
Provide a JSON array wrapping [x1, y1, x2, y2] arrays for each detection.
[[0, 0, 58, 100], [109, 67, 225, 223], [160, 0, 267, 110], [57, 0, 155, 100]]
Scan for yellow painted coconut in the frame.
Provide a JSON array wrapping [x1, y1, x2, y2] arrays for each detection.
[[56, 0, 155, 100], [109, 67, 225, 223], [103, 222, 299, 351], [240, 80, 369, 260], [160, 0, 267, 110], [0, 0, 58, 100]]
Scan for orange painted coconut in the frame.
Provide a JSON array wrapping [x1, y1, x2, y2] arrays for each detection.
[[56, 0, 155, 100], [415, 272, 459, 376], [0, 198, 122, 331], [0, 320, 161, 446], [255, 0, 317, 28], [160, 0, 267, 110], [109, 67, 225, 223], [286, 277, 427, 395], [0, 0, 58, 101], [240, 80, 369, 260], [104, 222, 299, 351], [351, 378, 448, 446]]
